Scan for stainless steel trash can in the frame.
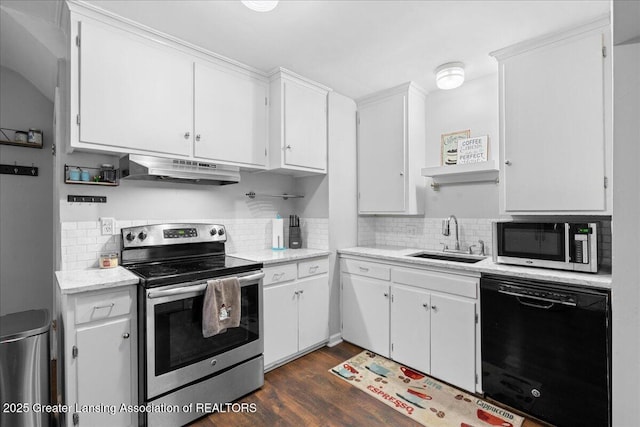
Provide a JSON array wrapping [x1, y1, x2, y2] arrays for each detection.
[[0, 309, 51, 427]]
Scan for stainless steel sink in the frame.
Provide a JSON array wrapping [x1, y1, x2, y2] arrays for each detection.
[[407, 252, 485, 264]]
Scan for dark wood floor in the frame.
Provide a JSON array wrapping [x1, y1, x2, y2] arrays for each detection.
[[190, 342, 546, 427]]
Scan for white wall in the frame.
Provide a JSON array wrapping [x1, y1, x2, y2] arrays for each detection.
[[327, 92, 357, 342], [0, 66, 54, 316], [423, 73, 501, 218], [611, 40, 640, 425]]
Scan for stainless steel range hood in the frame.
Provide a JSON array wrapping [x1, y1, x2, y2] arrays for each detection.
[[119, 155, 240, 185]]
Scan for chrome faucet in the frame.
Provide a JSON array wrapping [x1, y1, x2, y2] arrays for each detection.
[[442, 215, 461, 251]]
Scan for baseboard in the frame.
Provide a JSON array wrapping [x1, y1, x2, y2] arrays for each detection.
[[327, 333, 343, 347]]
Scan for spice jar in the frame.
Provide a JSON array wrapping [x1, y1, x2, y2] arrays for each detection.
[[99, 253, 119, 269], [27, 129, 42, 145]]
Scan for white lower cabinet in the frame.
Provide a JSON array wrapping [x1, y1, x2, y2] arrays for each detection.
[[341, 256, 479, 393], [429, 294, 476, 392], [342, 274, 391, 358], [57, 286, 137, 427], [263, 257, 329, 369], [390, 285, 430, 375]]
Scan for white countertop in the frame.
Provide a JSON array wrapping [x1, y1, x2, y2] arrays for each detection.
[[56, 267, 140, 294], [229, 248, 331, 265], [339, 246, 612, 289]]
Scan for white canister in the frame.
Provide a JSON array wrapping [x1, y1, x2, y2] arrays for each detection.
[[272, 216, 284, 250]]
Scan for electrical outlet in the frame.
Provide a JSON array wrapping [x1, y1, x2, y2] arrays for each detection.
[[100, 217, 116, 235]]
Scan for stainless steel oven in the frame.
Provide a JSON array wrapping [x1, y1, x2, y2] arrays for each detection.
[[145, 272, 263, 399], [121, 223, 265, 427]]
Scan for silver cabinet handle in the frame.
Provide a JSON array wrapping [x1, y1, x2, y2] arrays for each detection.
[[184, 132, 191, 139], [400, 171, 404, 176], [384, 292, 389, 297], [359, 266, 369, 272], [309, 266, 319, 273], [195, 134, 201, 141], [505, 160, 512, 165], [423, 303, 428, 308], [93, 303, 114, 310], [286, 145, 292, 150], [299, 290, 304, 294], [431, 305, 437, 311], [122, 333, 130, 339]]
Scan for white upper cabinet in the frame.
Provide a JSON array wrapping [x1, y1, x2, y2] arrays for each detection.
[[67, 7, 269, 169], [269, 68, 330, 175], [76, 18, 193, 157], [194, 61, 268, 168], [357, 82, 426, 215], [492, 17, 612, 214]]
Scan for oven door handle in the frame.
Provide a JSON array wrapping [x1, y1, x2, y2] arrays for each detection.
[[147, 272, 264, 299], [498, 289, 577, 307]]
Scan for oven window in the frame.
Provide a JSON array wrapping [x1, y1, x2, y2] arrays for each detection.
[[153, 284, 259, 376]]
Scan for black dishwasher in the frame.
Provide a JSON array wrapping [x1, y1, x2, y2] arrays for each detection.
[[480, 274, 610, 427]]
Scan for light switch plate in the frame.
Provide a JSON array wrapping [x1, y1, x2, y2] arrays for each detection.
[[100, 217, 116, 235]]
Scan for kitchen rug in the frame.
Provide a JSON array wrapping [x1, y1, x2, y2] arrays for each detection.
[[329, 351, 523, 427]]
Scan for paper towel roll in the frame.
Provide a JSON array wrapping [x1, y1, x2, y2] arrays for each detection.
[[272, 217, 284, 250]]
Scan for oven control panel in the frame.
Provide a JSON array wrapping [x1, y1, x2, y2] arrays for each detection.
[[121, 223, 227, 248], [164, 228, 198, 239]]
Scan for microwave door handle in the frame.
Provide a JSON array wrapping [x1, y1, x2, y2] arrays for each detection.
[[565, 223, 571, 263], [147, 272, 265, 299]]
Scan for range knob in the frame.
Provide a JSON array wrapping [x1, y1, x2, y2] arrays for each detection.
[[218, 228, 225, 236], [210, 228, 218, 236], [126, 232, 135, 242], [138, 231, 147, 241]]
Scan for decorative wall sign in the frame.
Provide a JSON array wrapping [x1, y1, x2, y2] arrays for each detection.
[[457, 135, 489, 165], [441, 129, 470, 165]]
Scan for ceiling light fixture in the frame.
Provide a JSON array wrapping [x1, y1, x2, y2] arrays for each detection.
[[435, 62, 465, 90], [241, 0, 279, 12]]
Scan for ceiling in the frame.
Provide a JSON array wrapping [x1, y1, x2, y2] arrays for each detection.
[[0, 0, 610, 101]]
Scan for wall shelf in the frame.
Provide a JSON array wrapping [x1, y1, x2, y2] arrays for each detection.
[[245, 191, 303, 200], [0, 128, 43, 149], [64, 164, 119, 186], [421, 160, 499, 190]]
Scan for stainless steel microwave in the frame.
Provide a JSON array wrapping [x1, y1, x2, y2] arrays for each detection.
[[492, 221, 598, 273]]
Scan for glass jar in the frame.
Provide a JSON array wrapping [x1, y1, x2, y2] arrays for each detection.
[[99, 253, 119, 269]]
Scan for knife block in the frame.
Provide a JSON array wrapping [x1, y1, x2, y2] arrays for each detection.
[[289, 226, 302, 249]]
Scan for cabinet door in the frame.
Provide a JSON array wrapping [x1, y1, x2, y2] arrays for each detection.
[[78, 19, 193, 156], [503, 32, 605, 212], [76, 318, 133, 426], [430, 294, 476, 392], [263, 282, 298, 367], [357, 93, 406, 213], [341, 273, 390, 357], [390, 285, 430, 375], [282, 80, 327, 171], [297, 275, 329, 350], [194, 62, 268, 167]]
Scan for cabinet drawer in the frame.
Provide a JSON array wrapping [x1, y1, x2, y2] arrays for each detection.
[[298, 257, 329, 279], [341, 258, 391, 281], [75, 288, 132, 324], [263, 263, 298, 285], [391, 267, 477, 299]]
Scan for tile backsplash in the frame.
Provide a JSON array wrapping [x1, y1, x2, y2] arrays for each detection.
[[60, 217, 329, 271], [358, 216, 612, 267]]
